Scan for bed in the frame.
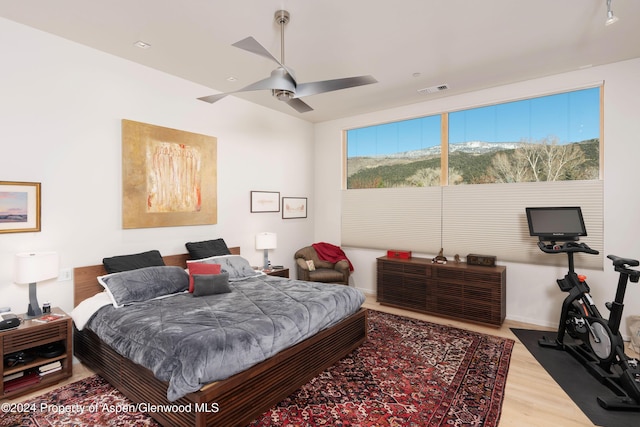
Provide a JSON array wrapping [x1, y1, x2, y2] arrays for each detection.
[[72, 247, 368, 427]]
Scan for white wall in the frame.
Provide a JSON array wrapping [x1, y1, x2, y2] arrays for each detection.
[[314, 58, 640, 335], [0, 18, 315, 315]]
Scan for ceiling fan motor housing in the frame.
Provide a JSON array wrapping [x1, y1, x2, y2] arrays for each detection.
[[269, 67, 296, 101]]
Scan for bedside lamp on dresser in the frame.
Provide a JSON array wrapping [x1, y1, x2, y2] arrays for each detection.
[[256, 232, 277, 270], [14, 251, 59, 319]]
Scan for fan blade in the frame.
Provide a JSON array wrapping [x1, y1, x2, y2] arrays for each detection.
[[285, 98, 314, 113], [198, 71, 295, 104], [294, 75, 377, 98], [197, 93, 228, 104], [232, 37, 298, 84], [232, 37, 281, 65]]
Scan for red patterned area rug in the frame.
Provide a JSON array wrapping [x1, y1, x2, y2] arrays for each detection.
[[1, 311, 513, 427]]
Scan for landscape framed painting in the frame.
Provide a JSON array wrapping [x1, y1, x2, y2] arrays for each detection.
[[0, 181, 41, 233], [251, 191, 280, 213], [282, 197, 307, 219], [122, 119, 217, 229]]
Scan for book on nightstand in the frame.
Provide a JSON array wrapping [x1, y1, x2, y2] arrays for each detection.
[[3, 371, 25, 382], [38, 361, 62, 375], [33, 313, 65, 323], [4, 372, 41, 393]]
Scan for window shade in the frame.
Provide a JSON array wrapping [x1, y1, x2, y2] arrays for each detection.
[[342, 180, 603, 270], [442, 180, 603, 270], [341, 187, 442, 253]]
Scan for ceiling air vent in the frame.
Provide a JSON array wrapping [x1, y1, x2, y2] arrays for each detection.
[[417, 84, 449, 95]]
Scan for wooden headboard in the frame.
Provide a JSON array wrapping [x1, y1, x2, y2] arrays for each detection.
[[73, 247, 241, 307]]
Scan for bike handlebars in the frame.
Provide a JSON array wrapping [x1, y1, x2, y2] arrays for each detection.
[[536, 241, 639, 282], [537, 240, 600, 255]]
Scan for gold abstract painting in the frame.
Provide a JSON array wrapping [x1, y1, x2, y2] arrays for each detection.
[[122, 119, 217, 228]]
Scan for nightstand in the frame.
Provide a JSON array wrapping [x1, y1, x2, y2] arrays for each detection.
[[264, 268, 289, 278], [1, 307, 73, 399]]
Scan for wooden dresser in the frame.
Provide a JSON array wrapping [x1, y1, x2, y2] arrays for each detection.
[[377, 256, 506, 326]]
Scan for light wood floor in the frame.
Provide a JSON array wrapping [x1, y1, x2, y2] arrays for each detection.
[[6, 295, 639, 426]]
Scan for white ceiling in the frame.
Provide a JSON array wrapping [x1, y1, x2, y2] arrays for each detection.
[[1, 0, 639, 123]]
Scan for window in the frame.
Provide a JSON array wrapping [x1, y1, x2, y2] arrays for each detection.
[[342, 86, 603, 269], [346, 115, 441, 188], [345, 87, 601, 188], [448, 88, 600, 184]]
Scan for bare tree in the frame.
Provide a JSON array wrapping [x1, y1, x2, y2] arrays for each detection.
[[490, 137, 589, 183], [518, 140, 544, 181], [448, 167, 465, 185], [539, 138, 587, 181], [406, 167, 441, 186], [489, 151, 531, 183]]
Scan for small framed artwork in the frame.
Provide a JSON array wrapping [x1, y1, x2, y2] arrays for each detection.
[[282, 197, 307, 219], [251, 191, 280, 213], [0, 181, 41, 233]]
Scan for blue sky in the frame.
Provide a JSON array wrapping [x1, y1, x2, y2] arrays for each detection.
[[347, 87, 600, 157]]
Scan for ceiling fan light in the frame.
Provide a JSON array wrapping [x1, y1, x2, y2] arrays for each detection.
[[272, 89, 293, 101]]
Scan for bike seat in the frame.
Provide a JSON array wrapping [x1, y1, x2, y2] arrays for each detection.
[[607, 254, 640, 268], [608, 255, 640, 283]]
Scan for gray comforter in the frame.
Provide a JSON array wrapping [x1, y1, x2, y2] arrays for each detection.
[[87, 275, 365, 401]]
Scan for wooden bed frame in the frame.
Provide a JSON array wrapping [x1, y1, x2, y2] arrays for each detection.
[[73, 247, 368, 427]]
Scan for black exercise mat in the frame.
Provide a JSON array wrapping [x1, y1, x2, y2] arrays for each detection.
[[511, 328, 640, 427]]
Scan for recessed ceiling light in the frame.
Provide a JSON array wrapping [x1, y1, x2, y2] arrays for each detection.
[[133, 40, 151, 49], [226, 77, 237, 82]]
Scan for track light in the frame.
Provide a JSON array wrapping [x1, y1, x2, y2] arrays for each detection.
[[605, 0, 619, 26]]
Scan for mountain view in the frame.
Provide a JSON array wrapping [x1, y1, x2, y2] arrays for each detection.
[[347, 139, 599, 188]]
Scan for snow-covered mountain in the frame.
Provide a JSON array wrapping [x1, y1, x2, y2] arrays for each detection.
[[367, 141, 520, 159], [450, 141, 520, 153]]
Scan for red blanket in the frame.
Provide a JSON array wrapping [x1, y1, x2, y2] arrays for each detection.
[[312, 242, 354, 271]]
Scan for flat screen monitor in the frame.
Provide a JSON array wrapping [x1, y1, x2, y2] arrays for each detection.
[[526, 207, 587, 241]]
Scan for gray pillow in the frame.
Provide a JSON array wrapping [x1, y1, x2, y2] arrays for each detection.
[[98, 266, 189, 307], [187, 255, 262, 280], [185, 238, 231, 260], [102, 250, 165, 273], [192, 272, 231, 297]]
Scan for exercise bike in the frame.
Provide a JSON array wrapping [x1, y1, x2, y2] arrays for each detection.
[[535, 239, 640, 410], [525, 206, 640, 410]]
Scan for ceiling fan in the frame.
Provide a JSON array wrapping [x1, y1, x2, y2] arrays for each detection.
[[197, 10, 377, 113]]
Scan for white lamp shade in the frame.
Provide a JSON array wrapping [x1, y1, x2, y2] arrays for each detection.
[[14, 251, 59, 284], [255, 232, 277, 250]]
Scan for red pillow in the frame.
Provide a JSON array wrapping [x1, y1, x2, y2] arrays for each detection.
[[187, 263, 221, 293]]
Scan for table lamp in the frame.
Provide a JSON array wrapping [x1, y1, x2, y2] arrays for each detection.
[[255, 232, 277, 270], [14, 251, 59, 318]]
